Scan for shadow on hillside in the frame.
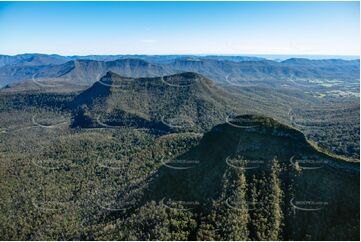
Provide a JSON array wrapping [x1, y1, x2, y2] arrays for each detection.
[[142, 124, 238, 205]]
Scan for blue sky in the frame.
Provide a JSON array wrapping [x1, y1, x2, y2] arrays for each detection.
[[0, 1, 359, 55]]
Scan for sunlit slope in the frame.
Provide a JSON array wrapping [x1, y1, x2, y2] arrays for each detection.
[[72, 71, 243, 131]]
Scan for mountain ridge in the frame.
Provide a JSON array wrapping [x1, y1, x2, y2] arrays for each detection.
[[72, 71, 359, 165], [71, 71, 242, 131], [0, 55, 359, 88]]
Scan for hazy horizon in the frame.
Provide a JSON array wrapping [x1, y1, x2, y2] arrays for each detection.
[[0, 2, 359, 240], [1, 53, 360, 61]]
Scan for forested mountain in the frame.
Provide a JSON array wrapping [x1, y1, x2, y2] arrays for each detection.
[[0, 53, 265, 67], [0, 54, 69, 67], [71, 71, 242, 131], [0, 55, 359, 88], [0, 0, 359, 240], [0, 55, 359, 241], [167, 58, 360, 84], [0, 110, 358, 240], [0, 58, 177, 87], [137, 115, 359, 240], [1, 68, 359, 160]]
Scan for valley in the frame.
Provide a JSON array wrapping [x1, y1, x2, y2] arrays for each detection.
[[0, 55, 359, 240], [0, 1, 360, 241]]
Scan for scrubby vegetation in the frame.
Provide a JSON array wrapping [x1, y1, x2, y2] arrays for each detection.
[[0, 71, 359, 240], [0, 107, 358, 240]]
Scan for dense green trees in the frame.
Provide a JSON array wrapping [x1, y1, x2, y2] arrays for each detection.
[[118, 201, 197, 240], [0, 89, 359, 240], [246, 160, 283, 241]]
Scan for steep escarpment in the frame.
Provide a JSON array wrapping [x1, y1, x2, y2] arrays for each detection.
[[126, 115, 359, 241]]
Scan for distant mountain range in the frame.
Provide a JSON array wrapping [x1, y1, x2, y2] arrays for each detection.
[[0, 53, 359, 241], [0, 53, 359, 88], [0, 53, 266, 67]]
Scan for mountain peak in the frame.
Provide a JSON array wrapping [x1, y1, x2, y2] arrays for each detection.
[[103, 70, 122, 78], [160, 72, 213, 87], [109, 58, 150, 65], [168, 72, 204, 79], [72, 70, 234, 131]]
